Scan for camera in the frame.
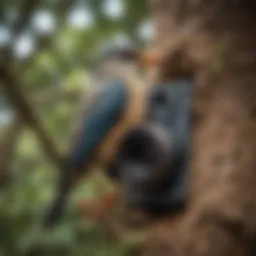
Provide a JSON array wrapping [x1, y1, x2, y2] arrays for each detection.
[[110, 78, 193, 214]]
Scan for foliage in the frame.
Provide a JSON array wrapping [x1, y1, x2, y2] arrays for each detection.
[[0, 0, 150, 255]]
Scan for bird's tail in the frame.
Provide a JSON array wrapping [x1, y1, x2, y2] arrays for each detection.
[[44, 165, 74, 228], [44, 193, 68, 228]]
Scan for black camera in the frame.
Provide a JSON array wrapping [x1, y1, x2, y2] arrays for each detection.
[[111, 78, 193, 214]]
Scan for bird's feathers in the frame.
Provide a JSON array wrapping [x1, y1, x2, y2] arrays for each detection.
[[68, 82, 129, 170]]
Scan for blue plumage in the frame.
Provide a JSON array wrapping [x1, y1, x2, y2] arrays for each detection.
[[44, 45, 139, 227], [45, 81, 129, 227], [69, 81, 129, 169]]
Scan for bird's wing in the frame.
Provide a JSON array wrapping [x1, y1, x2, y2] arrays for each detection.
[[45, 82, 129, 227], [68, 81, 129, 169]]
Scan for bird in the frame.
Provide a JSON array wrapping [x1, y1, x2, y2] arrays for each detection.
[[44, 45, 150, 227], [44, 43, 194, 227]]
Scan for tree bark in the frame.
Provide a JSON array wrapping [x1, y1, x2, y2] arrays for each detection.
[[138, 0, 256, 255]]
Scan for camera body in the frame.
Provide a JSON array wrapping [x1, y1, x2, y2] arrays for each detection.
[[110, 78, 193, 214]]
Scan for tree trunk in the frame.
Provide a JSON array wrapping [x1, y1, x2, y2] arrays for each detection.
[[139, 1, 256, 255]]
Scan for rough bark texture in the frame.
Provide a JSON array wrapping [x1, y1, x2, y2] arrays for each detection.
[[137, 0, 256, 255]]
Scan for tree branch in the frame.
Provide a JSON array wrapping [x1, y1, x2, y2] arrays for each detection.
[[0, 66, 63, 170], [0, 0, 75, 171], [0, 116, 23, 186]]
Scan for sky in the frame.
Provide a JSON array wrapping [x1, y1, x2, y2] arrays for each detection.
[[0, 0, 153, 59]]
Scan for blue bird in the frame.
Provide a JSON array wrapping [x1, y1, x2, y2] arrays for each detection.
[[45, 46, 146, 227]]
